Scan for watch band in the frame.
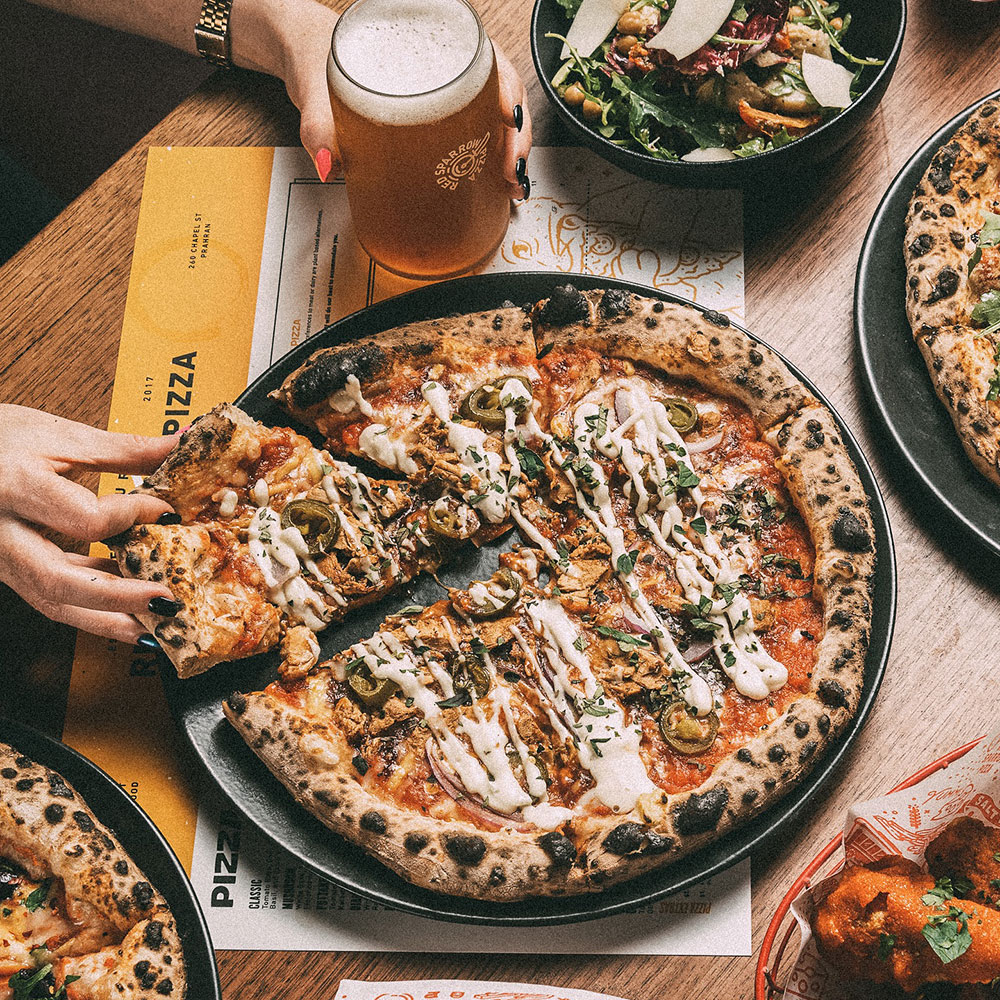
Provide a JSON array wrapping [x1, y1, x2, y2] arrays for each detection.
[[195, 0, 234, 68]]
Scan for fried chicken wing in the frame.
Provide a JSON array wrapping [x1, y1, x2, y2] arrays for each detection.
[[814, 857, 1000, 993], [927, 817, 1000, 911]]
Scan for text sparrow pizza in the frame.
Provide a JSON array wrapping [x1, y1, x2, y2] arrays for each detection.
[[110, 285, 876, 900]]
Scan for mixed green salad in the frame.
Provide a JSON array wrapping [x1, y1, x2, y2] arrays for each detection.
[[549, 0, 885, 160]]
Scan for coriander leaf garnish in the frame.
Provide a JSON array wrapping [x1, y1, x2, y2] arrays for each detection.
[[23, 879, 51, 913], [877, 932, 895, 960], [922, 905, 973, 965]]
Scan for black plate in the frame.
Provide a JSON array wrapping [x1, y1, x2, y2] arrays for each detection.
[[0, 718, 221, 999], [530, 0, 906, 189], [856, 90, 1000, 559], [163, 272, 896, 925]]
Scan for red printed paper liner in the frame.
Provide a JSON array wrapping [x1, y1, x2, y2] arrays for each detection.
[[756, 735, 989, 1000]]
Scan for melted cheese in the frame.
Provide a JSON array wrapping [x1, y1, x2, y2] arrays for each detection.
[[527, 599, 655, 813], [358, 423, 418, 475], [328, 374, 374, 417]]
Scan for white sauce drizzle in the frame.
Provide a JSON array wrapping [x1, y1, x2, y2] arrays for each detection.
[[358, 423, 418, 475], [328, 374, 374, 417]]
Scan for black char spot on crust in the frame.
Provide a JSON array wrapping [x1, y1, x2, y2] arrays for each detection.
[[832, 510, 872, 552], [925, 267, 960, 304], [360, 810, 387, 834], [673, 787, 730, 837], [818, 680, 849, 710], [540, 285, 589, 325], [443, 834, 486, 866], [404, 833, 428, 854], [928, 143, 959, 194], [537, 832, 576, 868], [291, 344, 386, 409], [602, 822, 645, 856], [226, 692, 248, 716], [599, 288, 632, 319]]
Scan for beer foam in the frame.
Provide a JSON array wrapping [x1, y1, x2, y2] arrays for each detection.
[[328, 0, 492, 126]]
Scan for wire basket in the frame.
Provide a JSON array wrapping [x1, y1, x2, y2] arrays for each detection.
[[754, 736, 984, 1000]]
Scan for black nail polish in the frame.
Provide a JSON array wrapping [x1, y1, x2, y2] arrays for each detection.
[[520, 175, 531, 200], [136, 634, 161, 651], [515, 157, 527, 183], [148, 596, 182, 616], [157, 512, 182, 526], [513, 104, 523, 131]]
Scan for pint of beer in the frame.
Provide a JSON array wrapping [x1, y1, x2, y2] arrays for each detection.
[[327, 0, 511, 280]]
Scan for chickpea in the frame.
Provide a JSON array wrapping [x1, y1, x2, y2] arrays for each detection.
[[788, 4, 805, 17], [616, 9, 647, 35], [829, 16, 843, 29], [563, 83, 586, 107], [582, 99, 603, 121], [615, 33, 639, 54]]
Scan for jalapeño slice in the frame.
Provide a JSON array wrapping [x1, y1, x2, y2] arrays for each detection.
[[348, 667, 398, 710], [659, 699, 719, 755], [451, 568, 522, 620], [460, 375, 532, 430], [280, 499, 339, 555], [664, 398, 699, 435]]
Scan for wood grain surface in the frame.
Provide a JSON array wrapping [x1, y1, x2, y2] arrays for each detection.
[[2, 1, 1000, 997]]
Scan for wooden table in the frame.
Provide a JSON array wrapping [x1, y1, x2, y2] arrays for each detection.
[[3, 2, 1000, 997]]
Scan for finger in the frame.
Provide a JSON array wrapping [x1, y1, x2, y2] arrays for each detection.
[[494, 44, 526, 127], [7, 475, 171, 542], [295, 76, 341, 180], [28, 410, 178, 475], [0, 521, 175, 616], [31, 601, 150, 646], [64, 553, 125, 575]]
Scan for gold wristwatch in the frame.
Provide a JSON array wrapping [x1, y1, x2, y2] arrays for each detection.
[[195, 0, 235, 68]]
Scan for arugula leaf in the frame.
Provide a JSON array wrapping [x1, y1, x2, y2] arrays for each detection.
[[981, 210, 1000, 248], [596, 625, 650, 647], [554, 0, 583, 16], [610, 73, 738, 152], [23, 879, 51, 913], [972, 290, 1000, 330], [922, 906, 973, 965]]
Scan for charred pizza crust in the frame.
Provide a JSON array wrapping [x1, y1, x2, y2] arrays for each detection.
[[214, 285, 877, 900], [0, 742, 185, 998], [904, 99, 1000, 485]]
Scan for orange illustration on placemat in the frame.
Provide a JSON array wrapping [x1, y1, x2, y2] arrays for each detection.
[[501, 190, 740, 303]]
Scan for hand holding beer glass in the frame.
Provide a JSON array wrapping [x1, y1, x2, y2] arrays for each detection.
[[327, 0, 529, 279]]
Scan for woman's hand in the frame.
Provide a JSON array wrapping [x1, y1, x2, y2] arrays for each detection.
[[0, 405, 180, 644], [254, 0, 533, 197]]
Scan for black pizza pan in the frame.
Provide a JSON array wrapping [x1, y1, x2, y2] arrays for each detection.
[[856, 89, 1000, 560], [0, 717, 221, 999], [162, 272, 896, 926]]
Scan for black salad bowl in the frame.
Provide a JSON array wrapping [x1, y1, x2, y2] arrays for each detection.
[[530, 0, 906, 188]]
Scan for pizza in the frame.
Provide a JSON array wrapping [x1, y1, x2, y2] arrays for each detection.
[[0, 742, 185, 999], [905, 99, 1000, 486], [113, 285, 877, 899]]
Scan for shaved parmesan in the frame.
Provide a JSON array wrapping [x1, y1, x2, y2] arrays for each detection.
[[801, 52, 854, 109], [646, 0, 732, 60], [681, 146, 737, 162], [561, 0, 628, 59]]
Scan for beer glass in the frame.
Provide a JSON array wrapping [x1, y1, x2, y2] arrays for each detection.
[[327, 0, 511, 280]]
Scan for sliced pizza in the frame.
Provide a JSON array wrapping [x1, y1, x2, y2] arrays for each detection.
[[0, 743, 184, 999], [111, 404, 499, 677], [214, 285, 877, 900], [905, 98, 1000, 485]]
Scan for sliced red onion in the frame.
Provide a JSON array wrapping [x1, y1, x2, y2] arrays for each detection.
[[614, 389, 632, 425], [619, 609, 650, 635], [425, 740, 532, 833], [686, 430, 724, 454], [682, 638, 715, 665]]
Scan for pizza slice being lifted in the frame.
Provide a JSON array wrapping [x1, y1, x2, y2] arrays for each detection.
[[111, 404, 502, 677]]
